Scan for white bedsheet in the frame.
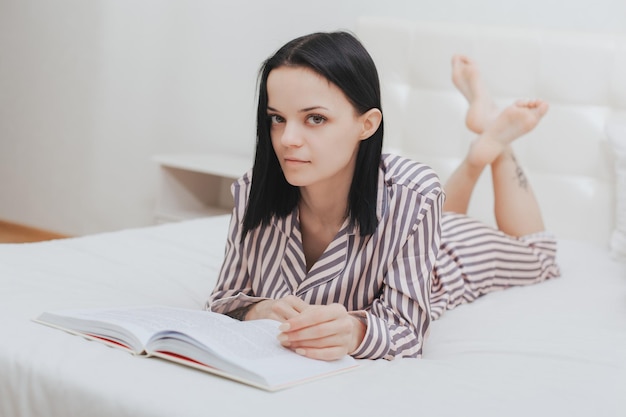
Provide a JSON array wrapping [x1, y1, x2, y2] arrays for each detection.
[[1, 216, 624, 417]]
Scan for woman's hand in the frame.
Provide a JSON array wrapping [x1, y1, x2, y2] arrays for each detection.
[[277, 303, 366, 361], [246, 295, 309, 321], [247, 296, 366, 361]]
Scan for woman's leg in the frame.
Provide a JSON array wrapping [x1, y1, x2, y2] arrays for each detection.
[[445, 55, 548, 236], [443, 55, 494, 215], [431, 56, 560, 320], [490, 141, 545, 237]]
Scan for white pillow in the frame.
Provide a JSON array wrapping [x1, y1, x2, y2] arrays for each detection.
[[606, 122, 626, 261]]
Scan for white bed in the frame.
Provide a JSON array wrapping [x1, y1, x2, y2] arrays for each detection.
[[1, 18, 625, 417]]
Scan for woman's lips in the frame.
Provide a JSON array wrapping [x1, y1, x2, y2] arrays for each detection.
[[284, 157, 309, 164]]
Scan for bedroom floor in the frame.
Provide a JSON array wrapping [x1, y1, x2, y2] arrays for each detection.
[[0, 220, 69, 243]]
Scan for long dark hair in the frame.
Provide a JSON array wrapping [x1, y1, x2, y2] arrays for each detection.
[[242, 31, 384, 238]]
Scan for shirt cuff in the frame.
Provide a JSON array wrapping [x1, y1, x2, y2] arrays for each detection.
[[206, 293, 269, 315], [349, 311, 390, 360]]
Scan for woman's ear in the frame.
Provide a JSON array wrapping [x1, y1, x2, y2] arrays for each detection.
[[358, 108, 383, 140]]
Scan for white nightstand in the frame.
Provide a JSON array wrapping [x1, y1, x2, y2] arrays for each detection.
[[153, 153, 252, 223]]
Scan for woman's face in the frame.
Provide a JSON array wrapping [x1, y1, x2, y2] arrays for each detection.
[[266, 66, 367, 190]]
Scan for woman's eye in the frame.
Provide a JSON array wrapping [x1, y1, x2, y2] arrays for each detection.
[[269, 114, 284, 124], [307, 115, 326, 125]]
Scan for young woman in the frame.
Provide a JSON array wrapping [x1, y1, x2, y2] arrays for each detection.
[[206, 32, 560, 361]]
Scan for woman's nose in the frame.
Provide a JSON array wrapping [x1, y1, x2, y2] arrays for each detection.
[[280, 122, 304, 147]]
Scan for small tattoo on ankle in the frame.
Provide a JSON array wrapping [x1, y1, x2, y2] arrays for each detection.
[[512, 155, 528, 189]]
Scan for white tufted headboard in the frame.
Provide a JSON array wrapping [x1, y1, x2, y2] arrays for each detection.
[[356, 17, 626, 247]]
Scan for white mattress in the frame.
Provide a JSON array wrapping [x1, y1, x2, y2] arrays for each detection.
[[1, 215, 624, 417]]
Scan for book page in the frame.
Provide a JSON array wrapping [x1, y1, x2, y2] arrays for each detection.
[[148, 310, 357, 388], [37, 306, 232, 351], [210, 319, 358, 387]]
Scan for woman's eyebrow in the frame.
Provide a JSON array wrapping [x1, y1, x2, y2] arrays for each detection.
[[299, 106, 328, 112], [267, 105, 329, 113]]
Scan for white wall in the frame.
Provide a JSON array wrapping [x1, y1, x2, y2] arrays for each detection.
[[1, 0, 625, 235]]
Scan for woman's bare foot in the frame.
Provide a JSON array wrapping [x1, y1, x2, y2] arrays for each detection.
[[451, 55, 499, 134], [467, 99, 549, 167]]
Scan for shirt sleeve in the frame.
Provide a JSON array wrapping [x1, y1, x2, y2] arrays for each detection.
[[350, 187, 444, 360], [205, 176, 268, 314]]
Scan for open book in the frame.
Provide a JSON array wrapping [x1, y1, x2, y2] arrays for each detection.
[[35, 305, 358, 391]]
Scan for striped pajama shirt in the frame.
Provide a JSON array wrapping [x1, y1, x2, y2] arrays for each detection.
[[207, 154, 560, 360]]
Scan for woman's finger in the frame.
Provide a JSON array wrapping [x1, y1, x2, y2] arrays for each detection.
[[292, 345, 349, 361], [282, 318, 350, 343], [266, 295, 311, 321], [281, 303, 346, 333]]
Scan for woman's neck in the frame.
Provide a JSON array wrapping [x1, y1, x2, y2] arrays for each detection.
[[298, 183, 350, 272], [298, 184, 349, 228]]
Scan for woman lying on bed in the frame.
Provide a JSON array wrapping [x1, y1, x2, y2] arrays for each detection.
[[207, 31, 560, 361]]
